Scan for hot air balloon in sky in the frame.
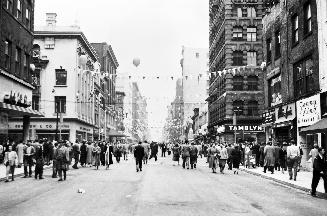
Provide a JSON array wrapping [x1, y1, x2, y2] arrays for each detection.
[[133, 58, 140, 67]]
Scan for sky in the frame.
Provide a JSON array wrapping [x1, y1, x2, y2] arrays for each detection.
[[34, 0, 209, 141]]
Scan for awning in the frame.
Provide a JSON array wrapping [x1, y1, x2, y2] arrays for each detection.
[[0, 102, 44, 117], [107, 129, 126, 137], [300, 118, 327, 134]]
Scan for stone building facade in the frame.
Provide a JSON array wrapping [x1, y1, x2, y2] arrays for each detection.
[[208, 0, 265, 144]]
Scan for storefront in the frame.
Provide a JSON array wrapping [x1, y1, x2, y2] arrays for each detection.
[[262, 103, 296, 144], [223, 124, 265, 144], [296, 94, 321, 170]]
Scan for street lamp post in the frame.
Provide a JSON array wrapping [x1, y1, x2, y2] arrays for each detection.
[[233, 106, 242, 144]]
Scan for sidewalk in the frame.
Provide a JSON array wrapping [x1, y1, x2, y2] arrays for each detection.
[[0, 164, 52, 181], [240, 166, 326, 195]]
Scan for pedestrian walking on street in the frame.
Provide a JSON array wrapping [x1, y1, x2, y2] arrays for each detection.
[[34, 142, 44, 180], [134, 142, 145, 172], [23, 141, 35, 178], [161, 143, 167, 157], [93, 143, 101, 170], [311, 148, 327, 197], [80, 141, 87, 167], [182, 141, 191, 169], [172, 143, 181, 166], [142, 141, 150, 164], [55, 142, 69, 181], [219, 145, 228, 174], [208, 144, 219, 173], [149, 142, 158, 161], [4, 145, 18, 182], [190, 142, 198, 169], [263, 142, 275, 174], [231, 145, 242, 174], [86, 142, 93, 167], [105, 143, 113, 170], [52, 142, 58, 178], [287, 140, 300, 181], [72, 140, 80, 169]]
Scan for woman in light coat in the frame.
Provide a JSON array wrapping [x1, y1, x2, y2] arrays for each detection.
[[219, 145, 228, 174], [264, 142, 276, 174], [86, 142, 93, 166], [208, 145, 219, 173]]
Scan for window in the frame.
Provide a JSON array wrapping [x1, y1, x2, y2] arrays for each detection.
[[233, 100, 244, 115], [15, 47, 21, 75], [32, 95, 39, 111], [304, 3, 312, 35], [292, 15, 299, 44], [247, 76, 258, 90], [294, 57, 315, 97], [6, 0, 13, 12], [23, 53, 28, 80], [25, 8, 30, 29], [233, 26, 243, 40], [275, 31, 281, 59], [237, 7, 242, 17], [247, 27, 256, 41], [45, 37, 55, 49], [55, 96, 66, 113], [248, 101, 259, 116], [232, 51, 243, 66], [55, 69, 67, 85], [196, 53, 199, 58], [247, 51, 257, 66], [16, 0, 22, 20], [233, 76, 244, 91], [268, 75, 282, 107], [267, 38, 272, 63], [4, 40, 11, 70], [247, 7, 256, 17]]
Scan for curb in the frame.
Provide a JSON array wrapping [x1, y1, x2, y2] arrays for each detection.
[[0, 165, 52, 182], [240, 167, 327, 199]]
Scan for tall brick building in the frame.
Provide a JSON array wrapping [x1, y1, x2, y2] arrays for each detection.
[[262, 0, 321, 170], [208, 0, 265, 144], [0, 0, 43, 143]]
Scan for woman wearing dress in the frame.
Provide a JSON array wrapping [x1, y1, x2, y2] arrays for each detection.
[[92, 142, 101, 170], [86, 142, 93, 167], [231, 145, 242, 174], [208, 144, 219, 173], [105, 143, 114, 170]]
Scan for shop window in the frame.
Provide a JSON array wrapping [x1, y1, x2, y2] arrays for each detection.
[[247, 75, 258, 90], [292, 14, 299, 45], [233, 100, 244, 115], [248, 100, 258, 116], [233, 76, 244, 90], [247, 27, 256, 42], [247, 51, 257, 66], [233, 26, 243, 40], [275, 30, 281, 59], [294, 57, 314, 98], [304, 3, 312, 35], [55, 69, 67, 85], [54, 96, 66, 113], [268, 75, 282, 107], [232, 51, 244, 66], [4, 40, 11, 70]]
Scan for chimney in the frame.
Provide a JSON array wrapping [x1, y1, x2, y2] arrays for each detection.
[[46, 13, 57, 27]]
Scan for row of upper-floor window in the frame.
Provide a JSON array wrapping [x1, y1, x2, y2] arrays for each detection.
[[3, 38, 30, 81], [232, 50, 258, 66], [266, 2, 312, 63], [209, 100, 259, 118], [2, 0, 32, 30], [233, 26, 257, 42]]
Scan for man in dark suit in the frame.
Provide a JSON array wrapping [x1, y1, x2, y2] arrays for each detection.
[[311, 148, 327, 197], [134, 142, 145, 172]]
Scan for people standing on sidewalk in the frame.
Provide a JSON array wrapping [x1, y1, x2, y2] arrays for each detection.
[[208, 144, 219, 173], [34, 142, 44, 180], [182, 141, 191, 169], [55, 142, 69, 181], [263, 142, 275, 174], [189, 142, 198, 169], [93, 142, 101, 170], [226, 144, 233, 170], [172, 143, 181, 166], [105, 142, 113, 170], [4, 145, 18, 182], [72, 140, 80, 169], [134, 142, 145, 172], [251, 143, 260, 167], [311, 147, 327, 197], [219, 145, 228, 174], [274, 143, 281, 172], [52, 142, 58, 178], [86, 142, 93, 167], [287, 140, 300, 181], [23, 141, 35, 178], [279, 143, 287, 174], [231, 145, 242, 174], [80, 141, 87, 167]]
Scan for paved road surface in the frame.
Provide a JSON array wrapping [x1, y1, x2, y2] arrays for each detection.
[[0, 156, 326, 216]]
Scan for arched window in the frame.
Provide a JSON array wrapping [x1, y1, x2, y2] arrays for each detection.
[[233, 100, 244, 115], [233, 76, 243, 90], [248, 100, 258, 116], [247, 75, 258, 90]]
